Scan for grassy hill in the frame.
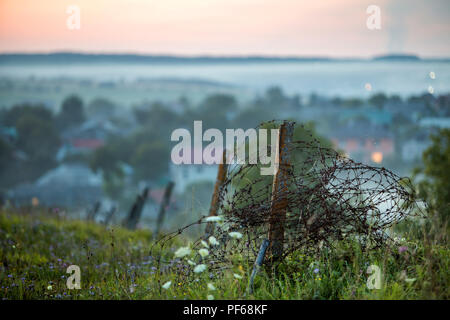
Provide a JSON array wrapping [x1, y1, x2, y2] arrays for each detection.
[[0, 209, 448, 300]]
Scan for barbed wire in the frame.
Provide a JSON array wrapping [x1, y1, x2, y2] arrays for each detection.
[[152, 121, 425, 274]]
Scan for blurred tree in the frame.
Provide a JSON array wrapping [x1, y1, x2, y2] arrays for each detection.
[[234, 106, 275, 129], [130, 141, 168, 181], [134, 102, 179, 134], [414, 129, 450, 225], [90, 142, 124, 178], [57, 95, 85, 130], [89, 140, 127, 199], [201, 94, 237, 112], [0, 104, 60, 188], [265, 86, 286, 106], [178, 96, 191, 110], [87, 97, 117, 118], [0, 138, 13, 177], [197, 94, 237, 131], [90, 127, 171, 188], [388, 94, 402, 105], [342, 98, 364, 108], [15, 114, 60, 160], [3, 104, 53, 126], [369, 93, 388, 109]]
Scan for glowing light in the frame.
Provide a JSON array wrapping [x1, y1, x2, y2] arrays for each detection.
[[428, 85, 434, 94], [371, 152, 383, 163], [31, 197, 39, 206], [365, 83, 372, 91], [429, 71, 436, 79]]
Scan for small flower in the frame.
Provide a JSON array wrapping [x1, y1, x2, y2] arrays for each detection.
[[162, 281, 172, 290], [405, 278, 416, 283], [398, 246, 408, 254], [47, 285, 53, 290], [205, 216, 223, 222], [207, 283, 216, 291], [187, 259, 196, 266], [207, 294, 214, 300], [201, 240, 209, 248], [233, 273, 243, 279], [194, 264, 207, 273], [229, 232, 243, 239], [174, 247, 191, 258], [313, 268, 319, 274], [199, 249, 209, 258], [208, 236, 219, 246]]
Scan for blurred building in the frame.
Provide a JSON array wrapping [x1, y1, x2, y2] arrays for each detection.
[[56, 119, 120, 161], [7, 163, 103, 208], [330, 124, 395, 164]]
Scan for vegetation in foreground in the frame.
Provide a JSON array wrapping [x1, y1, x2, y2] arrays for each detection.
[[0, 208, 448, 300], [1, 129, 449, 300]]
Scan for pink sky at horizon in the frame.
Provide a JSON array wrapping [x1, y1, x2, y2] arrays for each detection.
[[0, 0, 449, 57]]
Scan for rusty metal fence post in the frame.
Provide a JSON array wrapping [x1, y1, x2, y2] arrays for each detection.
[[205, 150, 228, 236], [267, 121, 294, 262]]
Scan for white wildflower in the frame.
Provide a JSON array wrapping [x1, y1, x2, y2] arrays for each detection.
[[199, 248, 209, 258], [194, 264, 207, 273], [201, 240, 209, 248], [208, 236, 219, 246], [229, 232, 243, 239], [47, 285, 53, 290], [233, 273, 243, 279], [207, 294, 214, 300], [187, 259, 196, 266], [162, 281, 172, 289], [174, 247, 191, 258], [205, 216, 223, 222], [207, 283, 216, 291], [405, 278, 416, 283]]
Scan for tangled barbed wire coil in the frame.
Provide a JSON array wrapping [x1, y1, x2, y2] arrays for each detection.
[[153, 120, 424, 273]]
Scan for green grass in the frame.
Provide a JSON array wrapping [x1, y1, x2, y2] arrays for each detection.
[[0, 209, 448, 300]]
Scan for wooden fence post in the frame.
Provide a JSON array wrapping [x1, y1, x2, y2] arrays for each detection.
[[103, 206, 117, 226], [267, 121, 294, 262], [153, 181, 175, 238], [125, 187, 150, 230], [205, 150, 228, 236], [87, 201, 101, 221]]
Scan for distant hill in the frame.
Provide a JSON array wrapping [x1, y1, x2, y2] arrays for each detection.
[[0, 53, 333, 64], [372, 54, 421, 61], [0, 52, 448, 64]]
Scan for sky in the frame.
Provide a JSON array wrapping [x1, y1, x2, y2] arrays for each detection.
[[0, 0, 449, 57]]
